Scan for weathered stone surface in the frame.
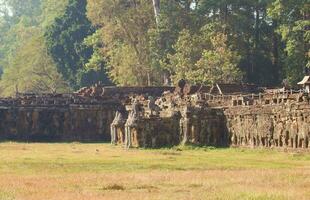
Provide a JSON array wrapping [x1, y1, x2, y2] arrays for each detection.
[[0, 92, 120, 141], [111, 84, 310, 149], [224, 102, 310, 149], [0, 83, 309, 150], [0, 105, 117, 142]]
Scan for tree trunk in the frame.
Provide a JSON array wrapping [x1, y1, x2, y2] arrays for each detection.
[[147, 72, 151, 86], [272, 20, 280, 84], [303, 10, 309, 74], [152, 0, 160, 25], [254, 7, 260, 49]]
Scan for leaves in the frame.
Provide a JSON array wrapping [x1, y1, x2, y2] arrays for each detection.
[[0, 0, 71, 96], [268, 0, 309, 84], [0, 0, 309, 94], [87, 0, 163, 86], [168, 27, 242, 85], [45, 0, 109, 88], [0, 30, 71, 96]]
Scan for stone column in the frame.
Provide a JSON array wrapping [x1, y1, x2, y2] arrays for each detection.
[[110, 125, 117, 145], [124, 100, 140, 148], [110, 110, 126, 145], [125, 124, 132, 148], [179, 106, 191, 145]]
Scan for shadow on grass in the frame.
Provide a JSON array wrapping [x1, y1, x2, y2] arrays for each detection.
[[140, 143, 223, 151], [0, 140, 112, 145], [101, 184, 125, 191]]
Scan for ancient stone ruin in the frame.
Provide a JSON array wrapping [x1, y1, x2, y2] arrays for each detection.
[[111, 80, 310, 149], [0, 84, 173, 142], [0, 80, 310, 149]]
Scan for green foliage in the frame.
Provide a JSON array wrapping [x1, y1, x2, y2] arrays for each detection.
[[168, 26, 242, 84], [196, 33, 242, 84], [82, 30, 112, 86], [199, 0, 281, 85], [0, 0, 309, 93], [87, 0, 164, 86], [39, 0, 69, 27], [268, 0, 310, 85], [167, 29, 205, 83], [0, 0, 43, 71], [0, 0, 71, 96], [45, 0, 108, 89], [0, 32, 71, 96], [87, 0, 307, 87], [148, 0, 200, 78]]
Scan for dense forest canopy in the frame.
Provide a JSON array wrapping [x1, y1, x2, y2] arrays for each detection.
[[0, 0, 309, 96]]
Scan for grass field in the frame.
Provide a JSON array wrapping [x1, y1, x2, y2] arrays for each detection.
[[0, 143, 309, 200]]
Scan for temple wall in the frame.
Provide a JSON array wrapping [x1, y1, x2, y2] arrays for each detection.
[[224, 102, 310, 148], [0, 104, 117, 142], [185, 108, 228, 147], [116, 107, 229, 148], [127, 116, 180, 148], [1, 84, 310, 149], [0, 86, 178, 143], [119, 101, 310, 149]]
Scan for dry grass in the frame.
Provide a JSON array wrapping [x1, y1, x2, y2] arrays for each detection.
[[0, 143, 309, 200]]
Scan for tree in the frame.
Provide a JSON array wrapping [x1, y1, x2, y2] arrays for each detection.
[[268, 0, 310, 84], [1, 0, 308, 92], [40, 0, 69, 27], [166, 29, 205, 83], [0, 0, 72, 96], [87, 0, 164, 86], [197, 0, 281, 85], [0, 30, 70, 96], [82, 30, 111, 86], [168, 24, 242, 85], [45, 0, 106, 89], [195, 33, 242, 84], [0, 0, 43, 71], [147, 0, 283, 86], [152, 0, 160, 25], [148, 0, 200, 85]]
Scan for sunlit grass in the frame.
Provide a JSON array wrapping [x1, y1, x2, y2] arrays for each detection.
[[0, 142, 309, 200]]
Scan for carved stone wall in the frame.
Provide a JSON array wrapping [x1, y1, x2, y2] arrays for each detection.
[[111, 90, 310, 149], [225, 102, 310, 149], [181, 107, 228, 147], [0, 105, 117, 142], [0, 86, 175, 142], [124, 116, 180, 148], [1, 84, 310, 149], [114, 107, 229, 148]]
